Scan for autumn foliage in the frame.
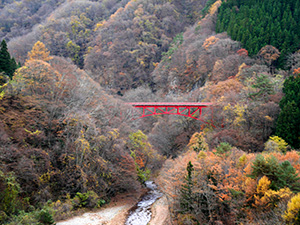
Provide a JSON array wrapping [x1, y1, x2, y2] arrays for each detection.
[[0, 42, 163, 223], [157, 137, 300, 224], [1, 0, 300, 224]]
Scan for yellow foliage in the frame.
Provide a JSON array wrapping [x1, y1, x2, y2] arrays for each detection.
[[94, 21, 106, 31], [269, 136, 288, 152], [223, 103, 246, 127], [254, 176, 292, 209], [39, 171, 52, 184], [187, 132, 209, 152], [284, 193, 300, 224], [208, 0, 222, 15], [235, 63, 248, 79], [0, 90, 4, 100], [198, 151, 207, 159], [256, 176, 271, 195], [108, 129, 119, 139], [238, 154, 247, 167], [24, 128, 42, 136], [75, 129, 90, 154], [27, 41, 53, 62]]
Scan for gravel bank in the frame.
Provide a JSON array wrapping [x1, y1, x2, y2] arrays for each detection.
[[57, 205, 128, 225], [56, 192, 143, 225], [149, 195, 172, 225]]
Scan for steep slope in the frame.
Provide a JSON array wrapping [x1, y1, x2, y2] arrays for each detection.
[[7, 0, 131, 67], [216, 0, 300, 67], [84, 0, 210, 94], [0, 0, 65, 41]]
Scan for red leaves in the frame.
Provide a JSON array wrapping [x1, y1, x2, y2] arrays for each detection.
[[237, 48, 248, 56]]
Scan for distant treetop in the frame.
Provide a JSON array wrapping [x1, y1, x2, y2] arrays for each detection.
[[27, 41, 53, 62]]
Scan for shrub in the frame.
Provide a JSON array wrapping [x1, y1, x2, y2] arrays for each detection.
[[214, 142, 232, 156], [38, 209, 55, 225], [249, 154, 300, 192], [72, 191, 104, 209], [72, 192, 89, 208], [0, 211, 8, 224], [265, 136, 289, 153], [284, 193, 300, 224], [97, 199, 106, 207], [6, 210, 39, 225], [50, 199, 73, 221], [0, 170, 20, 216]]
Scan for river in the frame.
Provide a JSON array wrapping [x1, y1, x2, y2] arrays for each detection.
[[125, 181, 163, 225]]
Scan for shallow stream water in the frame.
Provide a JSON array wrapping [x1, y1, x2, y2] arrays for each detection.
[[125, 181, 163, 225]]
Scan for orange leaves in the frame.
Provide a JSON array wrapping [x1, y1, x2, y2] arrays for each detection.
[[202, 36, 219, 50], [293, 67, 300, 75], [27, 41, 53, 62], [257, 45, 280, 66], [205, 78, 244, 103], [271, 150, 300, 173], [157, 135, 300, 223], [110, 7, 124, 20], [13, 60, 67, 106]]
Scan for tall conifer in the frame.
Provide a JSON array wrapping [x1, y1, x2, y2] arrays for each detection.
[[180, 161, 194, 213], [276, 74, 300, 149], [0, 39, 16, 79]]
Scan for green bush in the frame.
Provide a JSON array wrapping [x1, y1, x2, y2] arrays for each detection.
[[215, 142, 232, 156], [38, 209, 55, 225], [0, 170, 20, 216], [0, 210, 8, 224], [97, 199, 106, 207], [248, 154, 300, 192], [7, 210, 39, 225], [72, 191, 103, 209], [136, 167, 151, 184]]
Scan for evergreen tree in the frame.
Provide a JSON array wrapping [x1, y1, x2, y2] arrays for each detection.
[[0, 39, 14, 79], [180, 161, 194, 213], [276, 74, 300, 149], [216, 0, 300, 68], [249, 154, 300, 192], [9, 57, 17, 77]]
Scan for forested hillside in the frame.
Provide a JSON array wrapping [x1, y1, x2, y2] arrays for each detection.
[[1, 0, 300, 224], [216, 0, 300, 67]]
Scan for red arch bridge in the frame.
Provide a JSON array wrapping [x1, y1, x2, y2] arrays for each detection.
[[127, 102, 215, 127]]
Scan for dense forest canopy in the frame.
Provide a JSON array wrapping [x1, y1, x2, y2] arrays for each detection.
[[0, 0, 300, 224], [216, 0, 300, 67]]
